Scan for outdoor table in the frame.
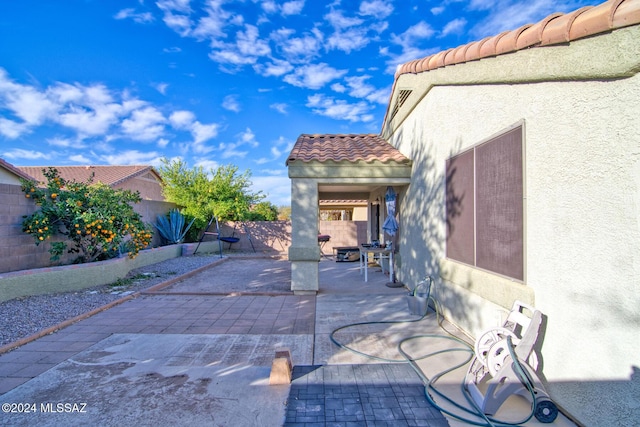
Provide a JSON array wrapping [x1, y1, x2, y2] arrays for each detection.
[[359, 245, 393, 282]]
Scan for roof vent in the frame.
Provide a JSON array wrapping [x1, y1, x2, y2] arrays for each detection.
[[390, 89, 412, 120]]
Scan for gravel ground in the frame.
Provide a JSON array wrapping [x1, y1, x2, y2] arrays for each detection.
[[0, 254, 221, 348]]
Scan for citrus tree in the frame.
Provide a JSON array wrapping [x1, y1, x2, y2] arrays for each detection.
[[20, 168, 153, 263], [158, 158, 265, 235]]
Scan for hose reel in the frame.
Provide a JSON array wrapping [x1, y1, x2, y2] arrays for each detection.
[[464, 301, 559, 423]]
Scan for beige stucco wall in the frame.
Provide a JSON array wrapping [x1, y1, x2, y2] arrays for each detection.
[[388, 26, 640, 425], [0, 168, 23, 185]]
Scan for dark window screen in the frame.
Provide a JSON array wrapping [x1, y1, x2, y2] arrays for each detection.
[[446, 150, 475, 265], [475, 128, 523, 280], [445, 125, 523, 281]]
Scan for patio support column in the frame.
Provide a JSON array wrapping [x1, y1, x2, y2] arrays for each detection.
[[288, 178, 320, 294]]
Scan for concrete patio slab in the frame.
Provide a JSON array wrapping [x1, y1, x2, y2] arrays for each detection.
[[0, 256, 581, 426], [1, 332, 311, 426]]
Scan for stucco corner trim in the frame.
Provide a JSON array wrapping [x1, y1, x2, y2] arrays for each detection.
[[439, 258, 534, 309]]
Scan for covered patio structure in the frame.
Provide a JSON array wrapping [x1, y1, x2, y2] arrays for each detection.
[[286, 134, 412, 294]]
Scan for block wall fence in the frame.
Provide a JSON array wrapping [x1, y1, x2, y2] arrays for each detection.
[[0, 181, 367, 274]]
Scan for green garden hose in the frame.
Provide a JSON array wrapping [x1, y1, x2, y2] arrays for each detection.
[[329, 292, 541, 426]]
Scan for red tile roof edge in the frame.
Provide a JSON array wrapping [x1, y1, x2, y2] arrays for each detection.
[[287, 134, 411, 165], [395, 0, 640, 78]]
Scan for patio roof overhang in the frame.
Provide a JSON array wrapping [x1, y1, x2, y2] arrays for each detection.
[[287, 134, 413, 195], [286, 134, 412, 295]]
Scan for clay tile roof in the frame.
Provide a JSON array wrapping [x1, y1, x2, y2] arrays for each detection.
[[395, 0, 640, 78], [17, 165, 158, 187], [287, 134, 410, 165]]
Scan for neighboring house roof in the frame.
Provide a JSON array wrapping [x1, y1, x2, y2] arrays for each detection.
[[18, 165, 161, 187], [0, 157, 34, 181], [287, 134, 410, 165], [395, 0, 640, 77]]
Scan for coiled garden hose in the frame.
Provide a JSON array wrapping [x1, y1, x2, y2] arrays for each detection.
[[329, 292, 542, 426]]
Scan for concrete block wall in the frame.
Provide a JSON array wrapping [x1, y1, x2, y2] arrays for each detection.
[[0, 183, 52, 273], [0, 183, 176, 273], [319, 220, 367, 250], [194, 220, 367, 255]]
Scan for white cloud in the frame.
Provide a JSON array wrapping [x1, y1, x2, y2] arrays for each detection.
[[169, 110, 196, 128], [281, 0, 305, 16], [283, 63, 347, 89], [260, 0, 278, 14], [237, 25, 271, 57], [306, 94, 374, 123], [431, 6, 445, 15], [194, 159, 220, 172], [47, 82, 124, 137], [331, 82, 346, 93], [0, 118, 29, 139], [256, 135, 293, 164], [101, 149, 162, 165], [161, 12, 193, 37], [249, 174, 291, 206], [191, 121, 218, 144], [46, 137, 80, 148], [69, 154, 92, 163], [342, 75, 390, 104], [271, 29, 321, 63], [327, 27, 370, 53], [114, 8, 154, 23], [219, 127, 259, 159], [192, 5, 229, 40], [157, 138, 170, 148], [155, 0, 193, 36], [153, 82, 169, 95], [269, 103, 288, 114], [163, 46, 182, 53], [156, 0, 191, 14], [222, 94, 241, 112], [121, 106, 166, 141], [470, 0, 567, 38], [324, 9, 364, 29], [2, 148, 50, 160], [208, 24, 270, 69], [441, 18, 467, 37], [254, 59, 294, 77], [390, 21, 435, 49], [359, 0, 394, 19], [0, 69, 58, 127], [238, 128, 259, 147]]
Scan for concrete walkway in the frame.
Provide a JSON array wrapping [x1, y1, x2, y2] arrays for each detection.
[[0, 256, 577, 426]]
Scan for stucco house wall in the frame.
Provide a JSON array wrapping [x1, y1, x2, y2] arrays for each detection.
[[386, 24, 639, 425]]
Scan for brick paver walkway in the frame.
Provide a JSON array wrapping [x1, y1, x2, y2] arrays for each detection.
[[0, 294, 314, 394], [285, 364, 448, 426]]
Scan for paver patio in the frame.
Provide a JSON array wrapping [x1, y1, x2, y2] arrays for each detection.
[[0, 256, 578, 426]]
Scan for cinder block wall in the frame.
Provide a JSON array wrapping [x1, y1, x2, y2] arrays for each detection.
[[0, 183, 176, 273], [319, 220, 367, 249], [197, 220, 367, 255], [1, 183, 368, 272], [0, 183, 51, 273]]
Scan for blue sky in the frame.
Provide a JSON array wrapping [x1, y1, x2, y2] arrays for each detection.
[[0, 0, 600, 206]]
